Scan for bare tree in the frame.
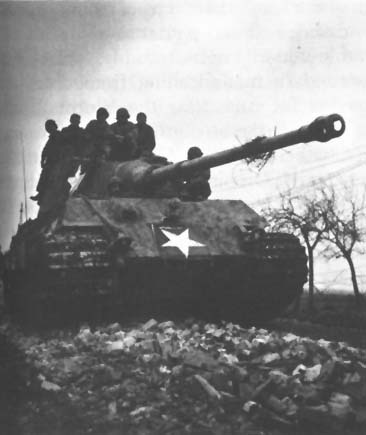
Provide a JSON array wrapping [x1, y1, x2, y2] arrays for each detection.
[[319, 184, 365, 302], [263, 191, 328, 312]]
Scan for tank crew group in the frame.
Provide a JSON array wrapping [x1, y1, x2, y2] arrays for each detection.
[[31, 107, 211, 204]]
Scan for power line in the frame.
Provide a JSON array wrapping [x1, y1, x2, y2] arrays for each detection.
[[214, 149, 366, 191], [249, 159, 366, 206], [260, 160, 364, 203], [234, 156, 364, 200], [213, 146, 366, 191]]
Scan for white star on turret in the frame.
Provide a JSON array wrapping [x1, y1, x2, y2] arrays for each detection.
[[68, 165, 85, 194], [160, 228, 205, 258]]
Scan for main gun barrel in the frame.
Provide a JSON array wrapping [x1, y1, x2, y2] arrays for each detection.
[[148, 114, 345, 184]]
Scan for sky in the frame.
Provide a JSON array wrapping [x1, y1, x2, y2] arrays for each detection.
[[0, 0, 365, 287]]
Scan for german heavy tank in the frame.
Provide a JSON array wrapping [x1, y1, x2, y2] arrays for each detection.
[[4, 114, 345, 325]]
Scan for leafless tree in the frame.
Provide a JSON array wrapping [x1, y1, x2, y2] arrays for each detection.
[[263, 191, 328, 312], [319, 184, 365, 302]]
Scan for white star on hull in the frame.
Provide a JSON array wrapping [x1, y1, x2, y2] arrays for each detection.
[[160, 228, 204, 258]]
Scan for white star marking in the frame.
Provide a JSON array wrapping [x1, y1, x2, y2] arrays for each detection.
[[68, 165, 85, 194], [160, 228, 205, 258]]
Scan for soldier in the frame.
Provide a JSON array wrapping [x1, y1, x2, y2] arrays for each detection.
[[107, 176, 122, 197], [110, 108, 137, 161], [85, 107, 114, 160], [31, 119, 66, 203], [61, 113, 86, 158], [61, 113, 87, 175], [183, 147, 211, 201], [135, 112, 156, 158]]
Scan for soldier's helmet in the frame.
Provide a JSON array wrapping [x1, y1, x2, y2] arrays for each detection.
[[108, 176, 122, 196], [45, 119, 58, 133], [188, 146, 203, 160], [116, 108, 130, 120], [70, 113, 81, 124], [109, 176, 120, 185], [96, 107, 109, 120]]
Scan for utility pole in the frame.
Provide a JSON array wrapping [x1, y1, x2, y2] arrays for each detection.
[[21, 133, 28, 221], [19, 202, 24, 226]]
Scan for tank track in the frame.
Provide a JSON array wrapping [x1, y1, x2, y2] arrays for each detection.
[[6, 230, 307, 327]]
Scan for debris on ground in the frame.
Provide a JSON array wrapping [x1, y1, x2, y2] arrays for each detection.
[[1, 319, 366, 434]]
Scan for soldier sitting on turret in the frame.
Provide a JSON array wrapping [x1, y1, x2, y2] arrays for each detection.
[[85, 107, 114, 160], [61, 113, 87, 175], [183, 147, 211, 201], [135, 112, 156, 158], [31, 120, 66, 203], [110, 108, 137, 161]]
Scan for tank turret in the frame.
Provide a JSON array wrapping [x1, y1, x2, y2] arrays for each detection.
[[5, 114, 345, 326], [77, 114, 345, 199], [147, 113, 345, 185]]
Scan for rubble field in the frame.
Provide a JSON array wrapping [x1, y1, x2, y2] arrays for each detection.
[[1, 319, 366, 435]]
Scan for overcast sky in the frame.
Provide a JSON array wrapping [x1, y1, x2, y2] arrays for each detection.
[[0, 0, 365, 250]]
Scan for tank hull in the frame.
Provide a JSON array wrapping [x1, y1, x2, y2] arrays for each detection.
[[5, 198, 307, 326]]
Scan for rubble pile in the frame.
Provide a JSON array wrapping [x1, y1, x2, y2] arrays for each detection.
[[1, 320, 366, 434]]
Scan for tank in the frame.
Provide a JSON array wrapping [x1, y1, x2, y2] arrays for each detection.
[[4, 114, 345, 326]]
